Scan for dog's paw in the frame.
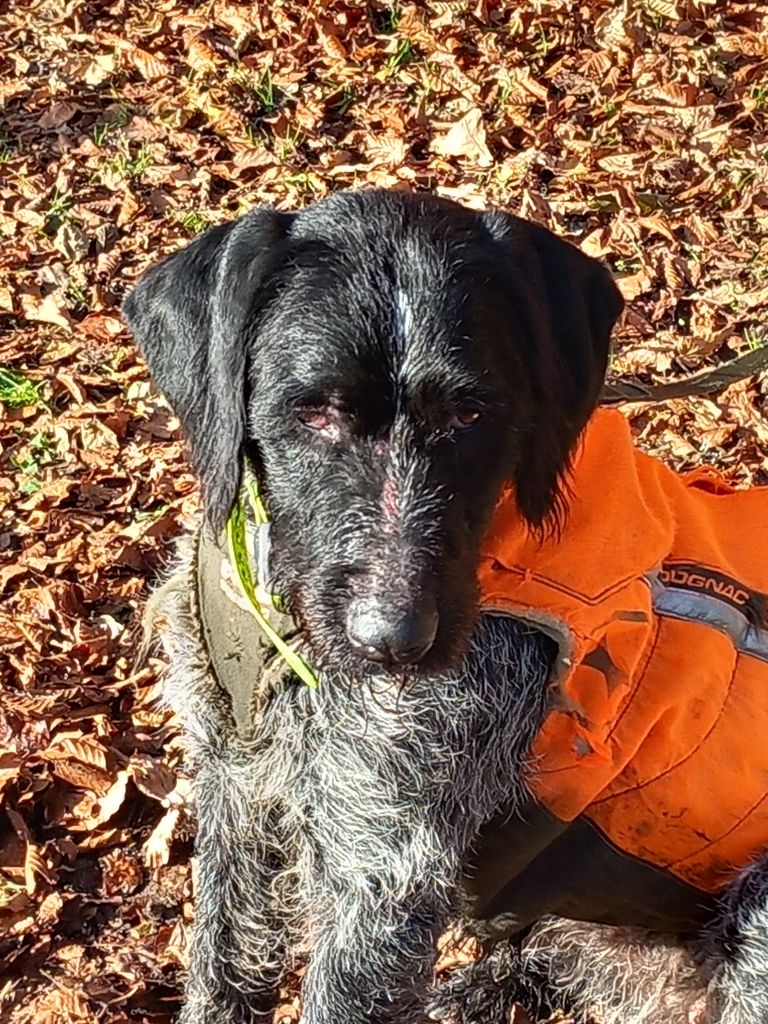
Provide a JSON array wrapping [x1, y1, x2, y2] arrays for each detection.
[[428, 963, 529, 1024]]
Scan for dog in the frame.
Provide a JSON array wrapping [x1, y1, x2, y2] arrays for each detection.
[[123, 188, 768, 1024]]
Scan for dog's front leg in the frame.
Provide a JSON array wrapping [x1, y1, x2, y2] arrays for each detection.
[[299, 885, 449, 1024], [181, 748, 289, 1024]]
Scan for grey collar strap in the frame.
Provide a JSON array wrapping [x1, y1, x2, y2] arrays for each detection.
[[193, 525, 304, 736]]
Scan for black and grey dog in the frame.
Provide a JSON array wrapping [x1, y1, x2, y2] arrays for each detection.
[[123, 190, 767, 1024]]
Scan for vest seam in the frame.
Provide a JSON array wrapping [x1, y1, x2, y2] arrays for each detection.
[[604, 610, 664, 743], [590, 638, 739, 805], [666, 741, 768, 872], [482, 564, 647, 607]]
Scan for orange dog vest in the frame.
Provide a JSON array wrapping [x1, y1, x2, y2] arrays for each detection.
[[478, 408, 768, 897]]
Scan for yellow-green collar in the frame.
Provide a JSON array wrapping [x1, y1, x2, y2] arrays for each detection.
[[225, 479, 319, 690]]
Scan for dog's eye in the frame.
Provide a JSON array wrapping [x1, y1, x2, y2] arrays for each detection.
[[297, 407, 341, 441], [448, 408, 482, 431]]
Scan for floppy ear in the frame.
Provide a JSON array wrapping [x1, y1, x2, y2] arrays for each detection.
[[122, 209, 293, 533], [480, 211, 624, 531]]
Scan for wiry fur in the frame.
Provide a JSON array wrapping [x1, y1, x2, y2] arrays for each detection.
[[153, 544, 768, 1024], [154, 540, 554, 1024], [702, 860, 768, 1024], [124, 190, 768, 1024]]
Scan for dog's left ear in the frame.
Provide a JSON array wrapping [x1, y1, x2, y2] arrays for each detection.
[[122, 209, 294, 533], [479, 211, 624, 530]]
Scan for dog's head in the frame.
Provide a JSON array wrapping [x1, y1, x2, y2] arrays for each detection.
[[124, 190, 622, 677]]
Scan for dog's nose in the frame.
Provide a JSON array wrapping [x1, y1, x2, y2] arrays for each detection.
[[346, 598, 439, 665]]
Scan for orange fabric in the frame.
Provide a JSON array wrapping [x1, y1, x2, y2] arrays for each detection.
[[478, 408, 768, 893]]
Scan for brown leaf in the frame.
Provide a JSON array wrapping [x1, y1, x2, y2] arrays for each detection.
[[617, 268, 655, 301], [431, 109, 493, 168], [24, 843, 54, 895], [581, 50, 614, 79], [366, 131, 409, 168], [126, 45, 171, 81], [186, 35, 219, 72], [75, 827, 134, 850], [37, 890, 64, 927], [662, 255, 687, 292], [116, 189, 140, 228], [507, 66, 548, 103], [38, 102, 79, 129], [78, 312, 124, 342], [316, 22, 348, 61], [597, 152, 642, 174], [53, 221, 89, 262], [158, 918, 190, 968], [18, 291, 73, 330], [20, 984, 91, 1023], [642, 0, 682, 19], [579, 223, 612, 256], [83, 54, 116, 85], [46, 737, 109, 772], [594, 5, 633, 50], [648, 83, 697, 107], [53, 371, 88, 404], [50, 759, 113, 795], [144, 807, 180, 868], [0, 564, 28, 597], [78, 420, 120, 464], [68, 769, 130, 828], [129, 754, 178, 804], [101, 849, 144, 895]]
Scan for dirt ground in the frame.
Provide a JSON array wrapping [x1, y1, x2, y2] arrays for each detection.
[[1, 1, 766, 1021]]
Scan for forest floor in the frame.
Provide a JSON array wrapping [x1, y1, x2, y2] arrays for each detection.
[[1, 1, 766, 1022]]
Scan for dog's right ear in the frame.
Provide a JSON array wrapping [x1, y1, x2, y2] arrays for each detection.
[[122, 209, 294, 533], [478, 210, 624, 532]]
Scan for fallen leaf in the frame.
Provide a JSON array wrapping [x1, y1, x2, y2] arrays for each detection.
[[53, 221, 89, 262], [83, 53, 116, 85], [144, 807, 180, 868], [49, 759, 113, 796], [431, 108, 493, 167], [366, 131, 409, 168], [101, 849, 144, 895], [116, 189, 141, 228], [616, 269, 655, 301], [125, 45, 172, 80], [38, 102, 79, 129], [70, 769, 130, 827], [316, 22, 347, 61], [46, 737, 109, 772], [18, 291, 73, 330], [78, 312, 124, 342], [24, 843, 54, 895]]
